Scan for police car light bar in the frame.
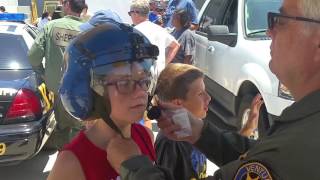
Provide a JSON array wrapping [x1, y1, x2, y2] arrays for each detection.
[[0, 13, 27, 22]]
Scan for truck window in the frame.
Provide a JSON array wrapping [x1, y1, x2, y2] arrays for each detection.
[[199, 0, 229, 33], [222, 0, 238, 33], [245, 0, 282, 37]]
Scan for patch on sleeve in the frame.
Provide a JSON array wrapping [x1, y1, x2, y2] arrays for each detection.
[[234, 162, 273, 180]]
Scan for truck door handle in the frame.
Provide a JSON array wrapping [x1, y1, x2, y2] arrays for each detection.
[[208, 46, 215, 52]]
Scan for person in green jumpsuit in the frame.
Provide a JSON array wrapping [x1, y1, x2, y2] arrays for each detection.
[[28, 0, 86, 150], [106, 0, 320, 179]]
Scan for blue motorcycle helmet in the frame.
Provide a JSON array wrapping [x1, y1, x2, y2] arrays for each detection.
[[59, 22, 159, 122]]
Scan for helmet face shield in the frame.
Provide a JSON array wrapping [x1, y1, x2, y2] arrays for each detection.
[[91, 58, 157, 96]]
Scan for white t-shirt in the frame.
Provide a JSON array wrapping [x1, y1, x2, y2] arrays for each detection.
[[134, 21, 177, 73]]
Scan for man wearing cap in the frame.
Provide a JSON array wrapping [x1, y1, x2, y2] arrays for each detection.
[[79, 9, 122, 32], [28, 0, 86, 150], [164, 0, 199, 30], [130, 0, 179, 74], [149, 0, 166, 26]]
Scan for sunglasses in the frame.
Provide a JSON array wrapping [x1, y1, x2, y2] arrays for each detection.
[[268, 12, 320, 30], [156, 8, 165, 13], [128, 10, 140, 16], [104, 78, 152, 94]]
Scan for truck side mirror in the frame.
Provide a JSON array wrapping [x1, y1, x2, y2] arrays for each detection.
[[206, 25, 237, 47]]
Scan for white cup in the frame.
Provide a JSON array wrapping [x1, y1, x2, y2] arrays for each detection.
[[170, 108, 192, 138]]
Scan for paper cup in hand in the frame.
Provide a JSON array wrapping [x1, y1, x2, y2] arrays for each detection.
[[171, 108, 192, 138]]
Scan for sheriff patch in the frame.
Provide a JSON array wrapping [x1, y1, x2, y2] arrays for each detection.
[[53, 27, 79, 47], [234, 162, 272, 180]]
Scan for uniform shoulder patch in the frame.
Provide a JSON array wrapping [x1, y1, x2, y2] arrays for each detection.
[[234, 162, 273, 180]]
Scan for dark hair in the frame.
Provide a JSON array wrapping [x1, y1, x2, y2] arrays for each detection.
[[65, 0, 86, 14], [156, 63, 204, 101], [0, 6, 5, 12], [174, 9, 191, 28], [55, 5, 63, 11], [52, 10, 63, 20], [41, 11, 49, 19], [83, 3, 88, 10]]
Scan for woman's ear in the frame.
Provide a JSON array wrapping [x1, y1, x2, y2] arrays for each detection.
[[171, 99, 183, 105]]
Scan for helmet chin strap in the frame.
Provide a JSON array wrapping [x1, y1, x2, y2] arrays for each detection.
[[92, 92, 127, 139]]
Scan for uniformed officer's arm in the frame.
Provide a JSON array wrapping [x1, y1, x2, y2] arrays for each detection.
[[28, 27, 46, 77], [194, 120, 255, 166], [120, 155, 174, 180], [107, 135, 174, 180]]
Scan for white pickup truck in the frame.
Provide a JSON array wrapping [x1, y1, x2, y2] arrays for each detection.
[[194, 0, 294, 137]]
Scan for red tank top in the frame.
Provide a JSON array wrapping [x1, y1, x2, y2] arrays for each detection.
[[63, 123, 156, 180]]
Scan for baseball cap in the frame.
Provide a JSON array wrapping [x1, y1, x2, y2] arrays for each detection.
[[80, 9, 123, 32]]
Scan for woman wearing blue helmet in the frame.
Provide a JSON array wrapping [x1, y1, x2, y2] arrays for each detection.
[[48, 21, 159, 180]]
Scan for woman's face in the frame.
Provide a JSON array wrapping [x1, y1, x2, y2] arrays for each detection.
[[105, 63, 150, 125], [179, 78, 211, 119]]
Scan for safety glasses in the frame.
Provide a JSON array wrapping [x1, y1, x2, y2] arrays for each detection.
[[104, 78, 152, 94]]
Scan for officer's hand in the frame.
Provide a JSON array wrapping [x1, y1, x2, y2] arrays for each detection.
[[157, 101, 204, 144], [106, 135, 141, 173]]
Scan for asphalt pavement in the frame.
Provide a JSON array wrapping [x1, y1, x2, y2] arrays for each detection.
[[0, 150, 58, 180]]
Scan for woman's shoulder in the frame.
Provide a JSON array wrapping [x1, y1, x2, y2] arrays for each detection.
[[56, 150, 80, 164], [47, 150, 85, 180]]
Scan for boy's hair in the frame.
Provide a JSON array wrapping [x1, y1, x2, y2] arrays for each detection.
[[156, 63, 204, 101]]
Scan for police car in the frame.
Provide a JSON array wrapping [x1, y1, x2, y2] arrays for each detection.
[[0, 13, 56, 165]]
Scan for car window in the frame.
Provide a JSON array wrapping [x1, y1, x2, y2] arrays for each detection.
[[245, 0, 282, 37], [0, 34, 31, 69], [198, 0, 229, 33]]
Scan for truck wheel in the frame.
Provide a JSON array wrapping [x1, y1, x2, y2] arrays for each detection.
[[237, 95, 269, 139]]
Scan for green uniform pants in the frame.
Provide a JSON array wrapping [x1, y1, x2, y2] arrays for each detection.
[[45, 94, 83, 150]]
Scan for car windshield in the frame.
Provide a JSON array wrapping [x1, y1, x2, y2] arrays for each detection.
[[0, 33, 31, 69], [245, 0, 282, 37]]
